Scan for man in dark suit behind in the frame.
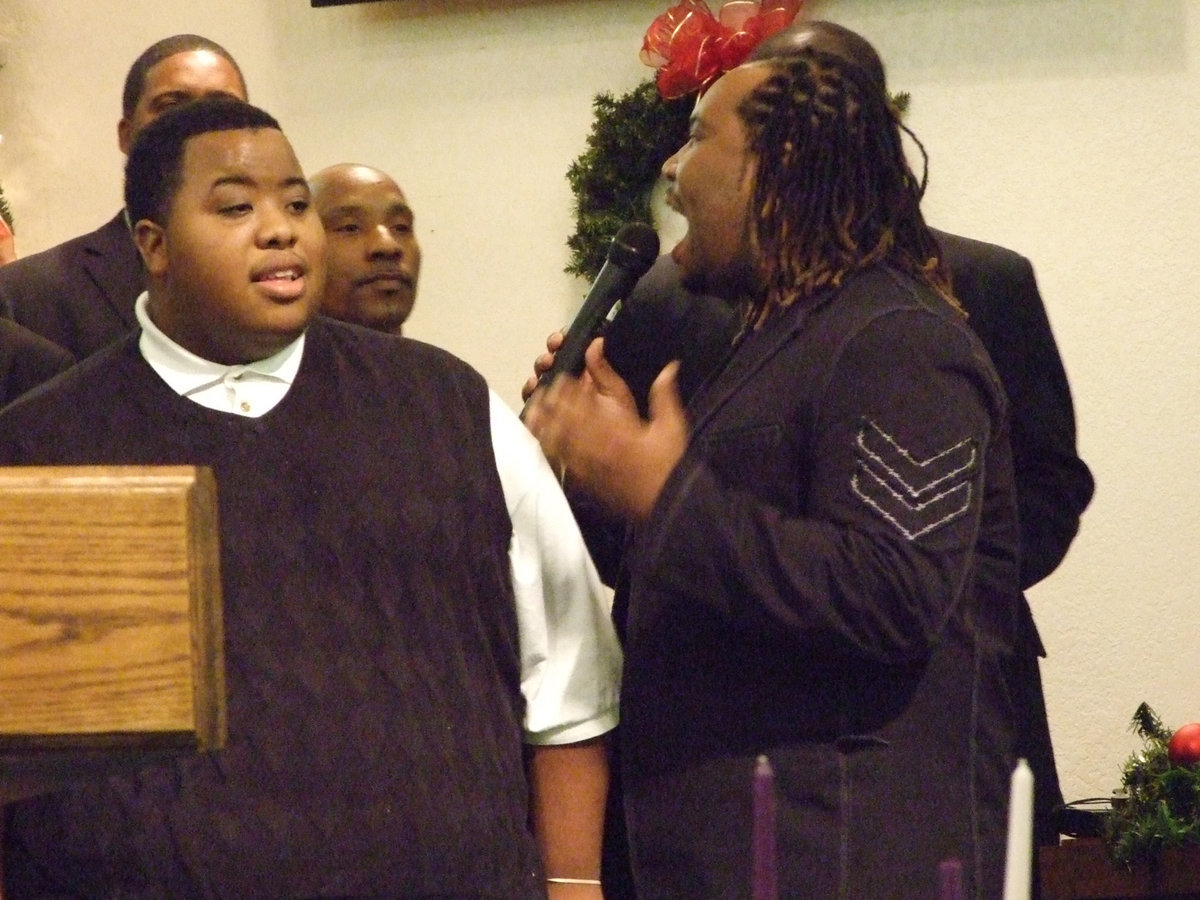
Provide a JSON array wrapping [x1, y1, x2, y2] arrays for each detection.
[[0, 318, 74, 408], [0, 34, 247, 360]]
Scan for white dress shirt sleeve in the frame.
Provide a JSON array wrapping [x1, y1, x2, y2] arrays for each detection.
[[488, 389, 622, 745]]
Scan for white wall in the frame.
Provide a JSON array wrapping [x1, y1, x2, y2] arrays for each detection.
[[1, 0, 1197, 810]]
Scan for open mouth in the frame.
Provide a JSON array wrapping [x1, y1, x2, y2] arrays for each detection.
[[256, 267, 301, 282], [254, 266, 306, 300]]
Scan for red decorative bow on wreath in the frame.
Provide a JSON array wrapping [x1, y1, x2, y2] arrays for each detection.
[[640, 0, 805, 100]]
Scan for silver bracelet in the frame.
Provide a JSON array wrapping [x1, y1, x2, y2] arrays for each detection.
[[546, 876, 602, 885]]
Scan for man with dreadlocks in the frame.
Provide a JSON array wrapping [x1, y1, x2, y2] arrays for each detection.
[[524, 41, 1021, 900]]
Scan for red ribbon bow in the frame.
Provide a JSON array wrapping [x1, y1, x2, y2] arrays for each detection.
[[640, 0, 804, 99]]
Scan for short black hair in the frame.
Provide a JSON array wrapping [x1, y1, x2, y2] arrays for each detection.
[[121, 34, 247, 118], [124, 96, 280, 227]]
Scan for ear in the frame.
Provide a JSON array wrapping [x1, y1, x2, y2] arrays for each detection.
[[133, 219, 169, 279], [118, 117, 133, 156]]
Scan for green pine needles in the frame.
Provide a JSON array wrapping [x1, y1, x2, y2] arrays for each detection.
[[1105, 702, 1200, 866], [0, 180, 13, 232], [565, 79, 691, 280]]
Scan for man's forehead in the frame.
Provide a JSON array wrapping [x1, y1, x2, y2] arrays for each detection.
[[320, 178, 410, 214], [183, 128, 301, 181], [142, 50, 246, 99], [149, 49, 223, 74], [695, 63, 772, 121]]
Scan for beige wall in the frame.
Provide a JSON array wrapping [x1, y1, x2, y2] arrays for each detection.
[[2, 0, 1198, 809]]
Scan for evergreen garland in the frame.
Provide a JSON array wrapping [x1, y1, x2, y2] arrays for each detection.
[[565, 79, 691, 280], [0, 180, 13, 232], [1105, 702, 1200, 866]]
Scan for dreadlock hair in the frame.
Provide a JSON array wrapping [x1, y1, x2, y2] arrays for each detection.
[[737, 51, 957, 329]]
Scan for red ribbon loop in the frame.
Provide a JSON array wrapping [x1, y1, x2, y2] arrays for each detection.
[[641, 0, 803, 99]]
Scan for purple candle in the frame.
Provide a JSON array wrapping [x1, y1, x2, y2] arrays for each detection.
[[938, 857, 965, 900], [752, 754, 778, 900]]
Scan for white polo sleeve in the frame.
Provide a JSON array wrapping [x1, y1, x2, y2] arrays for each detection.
[[488, 390, 622, 745]]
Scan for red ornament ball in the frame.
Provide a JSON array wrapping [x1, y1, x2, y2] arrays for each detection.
[[1167, 722, 1200, 767]]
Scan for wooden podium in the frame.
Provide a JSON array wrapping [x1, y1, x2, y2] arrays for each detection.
[[1041, 838, 1200, 900], [0, 466, 225, 802]]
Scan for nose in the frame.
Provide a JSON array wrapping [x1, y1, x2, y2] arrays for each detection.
[[662, 149, 681, 181], [258, 202, 298, 249], [367, 224, 402, 259]]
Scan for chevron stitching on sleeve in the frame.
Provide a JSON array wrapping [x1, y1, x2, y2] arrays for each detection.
[[850, 418, 979, 540]]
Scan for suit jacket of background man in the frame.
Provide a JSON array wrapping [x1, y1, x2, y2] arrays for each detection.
[[0, 211, 144, 360], [0, 318, 74, 408], [932, 230, 1095, 594]]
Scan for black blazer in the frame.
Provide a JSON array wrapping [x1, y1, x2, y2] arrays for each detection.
[[935, 230, 1094, 589], [602, 230, 1094, 592], [0, 211, 144, 360], [617, 266, 1018, 898], [0, 317, 74, 408]]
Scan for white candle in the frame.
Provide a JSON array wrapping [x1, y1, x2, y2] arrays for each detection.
[[1002, 758, 1034, 900]]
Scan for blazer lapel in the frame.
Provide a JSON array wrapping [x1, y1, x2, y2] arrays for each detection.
[[79, 212, 144, 329], [685, 300, 819, 437]]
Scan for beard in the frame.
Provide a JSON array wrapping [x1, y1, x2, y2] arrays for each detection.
[[679, 247, 759, 311], [686, 209, 760, 300]]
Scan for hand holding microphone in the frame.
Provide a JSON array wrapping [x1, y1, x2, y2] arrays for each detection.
[[528, 222, 659, 396]]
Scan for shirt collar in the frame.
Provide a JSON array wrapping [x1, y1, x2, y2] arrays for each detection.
[[135, 291, 305, 396]]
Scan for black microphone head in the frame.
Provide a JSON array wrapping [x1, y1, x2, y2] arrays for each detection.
[[607, 222, 660, 277]]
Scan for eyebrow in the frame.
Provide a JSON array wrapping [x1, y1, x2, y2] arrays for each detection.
[[320, 202, 413, 218], [150, 88, 242, 107], [150, 90, 191, 106], [210, 174, 310, 191], [319, 203, 364, 218]]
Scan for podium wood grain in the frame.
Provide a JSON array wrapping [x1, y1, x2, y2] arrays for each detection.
[[1041, 838, 1200, 899], [0, 466, 225, 762]]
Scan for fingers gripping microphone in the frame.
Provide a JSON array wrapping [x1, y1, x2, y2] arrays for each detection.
[[539, 222, 660, 386]]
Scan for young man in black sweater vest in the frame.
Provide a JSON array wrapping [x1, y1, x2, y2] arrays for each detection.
[[0, 97, 616, 899]]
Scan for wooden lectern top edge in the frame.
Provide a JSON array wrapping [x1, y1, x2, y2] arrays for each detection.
[[0, 465, 212, 490]]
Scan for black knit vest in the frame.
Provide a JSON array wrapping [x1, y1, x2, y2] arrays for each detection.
[[2, 319, 541, 898]]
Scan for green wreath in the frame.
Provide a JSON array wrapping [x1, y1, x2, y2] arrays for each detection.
[[564, 79, 691, 281], [0, 181, 13, 232], [565, 79, 909, 281]]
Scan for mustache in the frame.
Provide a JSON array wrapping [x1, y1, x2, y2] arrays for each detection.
[[354, 269, 415, 288]]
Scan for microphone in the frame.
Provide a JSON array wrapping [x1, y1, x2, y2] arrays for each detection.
[[537, 222, 660, 387]]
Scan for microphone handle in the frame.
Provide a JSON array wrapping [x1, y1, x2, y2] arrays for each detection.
[[520, 258, 637, 422], [538, 257, 636, 386]]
